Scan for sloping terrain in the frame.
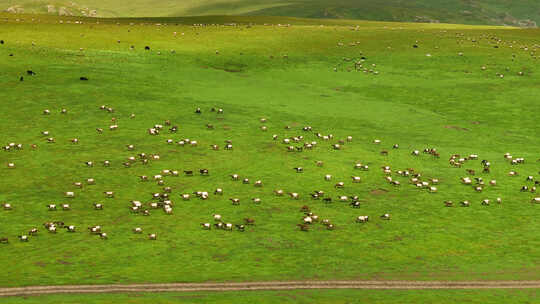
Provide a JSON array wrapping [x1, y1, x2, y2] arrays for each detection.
[[0, 14, 539, 290], [0, 0, 539, 26]]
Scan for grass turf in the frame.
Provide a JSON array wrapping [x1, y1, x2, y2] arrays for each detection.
[[2, 288, 539, 304], [0, 14, 538, 289]]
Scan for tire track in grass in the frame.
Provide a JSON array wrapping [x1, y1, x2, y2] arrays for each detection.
[[1, 280, 540, 296]]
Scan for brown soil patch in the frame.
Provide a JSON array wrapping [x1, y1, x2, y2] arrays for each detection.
[[444, 125, 469, 131], [370, 189, 388, 195]]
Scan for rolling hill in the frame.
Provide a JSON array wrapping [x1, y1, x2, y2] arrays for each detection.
[[1, 0, 539, 27]]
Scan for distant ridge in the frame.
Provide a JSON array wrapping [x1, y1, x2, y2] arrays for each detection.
[[1, 0, 538, 27]]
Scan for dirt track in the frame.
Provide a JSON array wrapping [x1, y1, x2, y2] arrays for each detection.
[[1, 281, 539, 296]]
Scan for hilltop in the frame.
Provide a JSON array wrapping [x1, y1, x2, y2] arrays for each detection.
[[1, 0, 538, 27]]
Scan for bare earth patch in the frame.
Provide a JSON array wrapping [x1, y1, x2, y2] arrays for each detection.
[[370, 189, 389, 195], [444, 125, 469, 131]]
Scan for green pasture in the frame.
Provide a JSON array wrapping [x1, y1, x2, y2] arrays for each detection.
[[0, 14, 538, 289]]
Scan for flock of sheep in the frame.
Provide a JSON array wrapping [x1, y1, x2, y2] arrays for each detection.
[[1, 19, 539, 245], [1, 104, 539, 245]]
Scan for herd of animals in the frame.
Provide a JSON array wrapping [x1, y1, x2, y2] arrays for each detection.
[[0, 19, 539, 246], [1, 105, 539, 245]]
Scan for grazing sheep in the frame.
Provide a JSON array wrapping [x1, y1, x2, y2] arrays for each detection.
[[94, 203, 103, 210], [380, 213, 391, 220], [444, 201, 454, 207], [235, 224, 245, 232], [254, 180, 263, 187], [243, 178, 250, 184], [252, 198, 261, 204], [62, 204, 70, 210], [482, 199, 490, 206], [350, 201, 361, 208], [89, 226, 102, 234], [230, 198, 240, 205], [230, 174, 239, 180], [201, 223, 211, 230], [356, 216, 369, 223], [3, 203, 12, 210], [214, 188, 223, 195], [289, 192, 299, 199], [460, 201, 470, 207], [19, 235, 29, 242], [47, 204, 57, 211], [104, 191, 114, 198], [325, 174, 332, 181], [148, 233, 157, 240], [182, 194, 190, 200], [200, 169, 209, 175], [223, 223, 233, 231], [7, 162, 15, 168], [335, 182, 345, 188], [0, 238, 8, 244], [66, 225, 76, 232], [274, 189, 284, 196], [351, 176, 361, 183], [99, 233, 108, 239], [532, 197, 540, 203]]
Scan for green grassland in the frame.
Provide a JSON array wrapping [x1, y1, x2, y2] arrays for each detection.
[[1, 0, 540, 26], [4, 288, 539, 304], [0, 13, 539, 291]]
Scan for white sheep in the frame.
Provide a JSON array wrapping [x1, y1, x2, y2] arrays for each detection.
[[356, 216, 369, 223]]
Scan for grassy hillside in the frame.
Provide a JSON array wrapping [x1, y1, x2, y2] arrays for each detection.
[[1, 0, 539, 26], [0, 13, 539, 291]]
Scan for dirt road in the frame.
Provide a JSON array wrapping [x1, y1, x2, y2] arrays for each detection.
[[1, 280, 539, 296]]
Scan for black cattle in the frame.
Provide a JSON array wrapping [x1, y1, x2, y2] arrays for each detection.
[[80, 77, 88, 81], [27, 70, 36, 75], [145, 46, 150, 50]]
